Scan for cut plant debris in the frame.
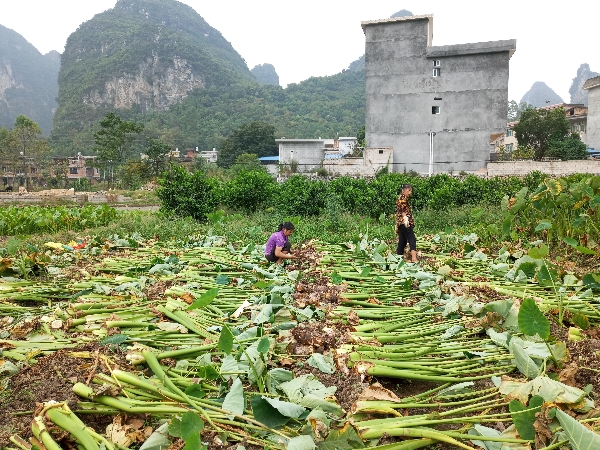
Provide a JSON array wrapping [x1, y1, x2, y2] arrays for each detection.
[[1, 230, 600, 450]]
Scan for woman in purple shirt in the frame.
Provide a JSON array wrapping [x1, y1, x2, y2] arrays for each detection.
[[265, 222, 297, 264]]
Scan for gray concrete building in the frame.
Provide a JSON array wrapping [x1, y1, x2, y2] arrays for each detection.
[[583, 76, 600, 150], [362, 15, 516, 174], [276, 139, 329, 172]]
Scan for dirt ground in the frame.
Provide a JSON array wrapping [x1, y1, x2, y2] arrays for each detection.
[[0, 343, 130, 446]]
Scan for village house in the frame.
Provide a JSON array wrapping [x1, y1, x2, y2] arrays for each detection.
[[362, 14, 516, 174], [584, 76, 600, 151]]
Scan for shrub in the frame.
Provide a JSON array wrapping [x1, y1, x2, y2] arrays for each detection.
[[327, 177, 369, 213], [224, 170, 276, 212], [157, 164, 221, 221], [275, 175, 328, 216]]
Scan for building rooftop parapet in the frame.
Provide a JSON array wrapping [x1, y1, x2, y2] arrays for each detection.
[[583, 76, 600, 90], [275, 139, 327, 143], [361, 14, 433, 30], [426, 39, 517, 58]]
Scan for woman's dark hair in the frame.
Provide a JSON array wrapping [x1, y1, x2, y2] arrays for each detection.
[[399, 184, 413, 194], [277, 222, 295, 232]]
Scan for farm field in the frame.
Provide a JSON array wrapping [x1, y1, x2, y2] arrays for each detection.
[[1, 226, 600, 450], [1, 174, 600, 450]]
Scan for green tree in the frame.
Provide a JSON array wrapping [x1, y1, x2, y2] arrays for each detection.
[[144, 137, 170, 178], [94, 113, 144, 164], [513, 107, 569, 160], [356, 124, 366, 148], [5, 116, 51, 188], [547, 133, 589, 160], [229, 153, 265, 175], [218, 121, 277, 168], [507, 100, 534, 122]]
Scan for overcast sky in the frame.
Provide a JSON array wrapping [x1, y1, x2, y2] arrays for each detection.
[[2, 0, 598, 102]]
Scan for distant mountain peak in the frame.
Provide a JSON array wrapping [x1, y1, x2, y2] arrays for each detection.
[[569, 63, 599, 106], [390, 9, 413, 18], [520, 81, 564, 108], [251, 64, 279, 86]]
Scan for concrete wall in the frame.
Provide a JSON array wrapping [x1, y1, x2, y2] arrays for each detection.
[[277, 140, 325, 172], [488, 160, 600, 177], [323, 147, 393, 176], [363, 16, 514, 174], [588, 87, 600, 150]]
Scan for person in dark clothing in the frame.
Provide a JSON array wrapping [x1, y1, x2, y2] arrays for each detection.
[[264, 222, 297, 264], [396, 184, 417, 262]]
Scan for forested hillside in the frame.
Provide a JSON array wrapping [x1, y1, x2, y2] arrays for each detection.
[[0, 25, 60, 135], [50, 0, 365, 155]]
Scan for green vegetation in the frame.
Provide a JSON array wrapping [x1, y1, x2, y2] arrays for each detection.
[[513, 106, 586, 160], [1, 210, 600, 447], [49, 0, 365, 156], [158, 168, 548, 222], [0, 204, 119, 236], [217, 121, 277, 168]]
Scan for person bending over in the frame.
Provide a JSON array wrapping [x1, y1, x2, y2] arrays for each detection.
[[396, 184, 418, 263], [265, 222, 297, 264]]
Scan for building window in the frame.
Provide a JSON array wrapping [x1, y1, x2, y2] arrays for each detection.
[[378, 149, 384, 154], [432, 106, 441, 115], [506, 129, 513, 137], [506, 144, 514, 152], [433, 60, 440, 67], [70, 167, 78, 174], [433, 68, 441, 77]]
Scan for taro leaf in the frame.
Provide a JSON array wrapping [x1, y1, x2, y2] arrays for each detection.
[[509, 395, 543, 440], [218, 326, 234, 354], [572, 313, 590, 330], [257, 336, 271, 354], [518, 298, 550, 340], [554, 408, 600, 449], [140, 423, 171, 450], [484, 300, 514, 318], [178, 412, 204, 440], [196, 365, 220, 381], [517, 262, 538, 279], [467, 424, 501, 450], [220, 354, 240, 381], [537, 264, 558, 287], [563, 237, 578, 247], [509, 340, 541, 379], [306, 353, 336, 374], [0, 360, 19, 376], [528, 245, 549, 259], [287, 435, 316, 450], [535, 220, 553, 232], [249, 395, 290, 428], [583, 273, 600, 290], [279, 375, 337, 400], [182, 434, 202, 450], [184, 385, 206, 399], [253, 304, 275, 324], [331, 271, 342, 285], [262, 396, 307, 418], [266, 368, 294, 394], [502, 217, 512, 237], [187, 288, 219, 310], [100, 334, 128, 345], [215, 274, 230, 285], [222, 378, 245, 420], [320, 423, 365, 449], [576, 245, 596, 255]]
